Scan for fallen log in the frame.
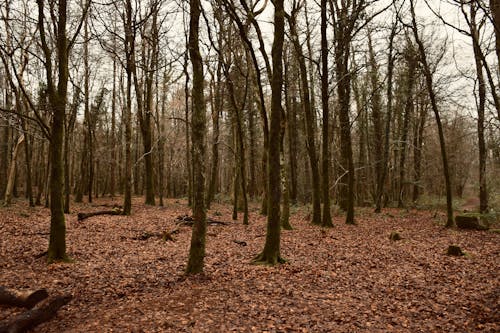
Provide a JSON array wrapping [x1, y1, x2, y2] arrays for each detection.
[[0, 287, 48, 309], [77, 209, 123, 221], [131, 230, 177, 241], [0, 294, 72, 333], [176, 217, 228, 226]]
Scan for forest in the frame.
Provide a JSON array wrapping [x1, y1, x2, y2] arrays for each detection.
[[0, 0, 499, 331]]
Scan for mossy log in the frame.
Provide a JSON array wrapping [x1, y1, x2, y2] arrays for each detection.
[[0, 287, 48, 309], [447, 245, 465, 256], [0, 294, 72, 333], [455, 214, 490, 230], [77, 209, 123, 221]]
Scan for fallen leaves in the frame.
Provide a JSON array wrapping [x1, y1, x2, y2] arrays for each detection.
[[0, 199, 499, 332]]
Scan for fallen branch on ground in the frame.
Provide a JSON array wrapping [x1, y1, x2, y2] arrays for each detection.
[[0, 294, 72, 333], [175, 215, 229, 226], [0, 287, 48, 309], [131, 229, 178, 241], [77, 210, 123, 221]]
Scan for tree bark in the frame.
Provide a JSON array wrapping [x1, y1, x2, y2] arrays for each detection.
[[186, 0, 207, 275], [0, 287, 48, 309], [288, 10, 321, 226], [470, 4, 488, 213], [410, 0, 454, 227], [4, 134, 24, 206], [320, 0, 333, 227], [122, 0, 134, 216], [253, 0, 285, 265], [397, 47, 417, 208], [375, 23, 396, 213], [0, 294, 72, 333]]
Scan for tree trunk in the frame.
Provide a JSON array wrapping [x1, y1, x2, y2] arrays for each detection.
[[254, 0, 285, 265], [367, 32, 383, 206], [375, 23, 396, 213], [288, 11, 321, 226], [186, 0, 207, 275], [206, 43, 223, 208], [397, 49, 417, 208], [412, 96, 427, 202], [4, 134, 24, 206], [0, 95, 9, 198], [470, 4, 488, 213], [122, 0, 134, 216], [320, 0, 333, 227], [336, 51, 355, 225], [410, 0, 454, 227], [491, 0, 500, 71]]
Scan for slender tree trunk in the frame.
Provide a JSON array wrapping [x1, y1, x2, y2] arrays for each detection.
[[0, 94, 9, 198], [36, 0, 76, 262], [84, 16, 93, 204], [470, 4, 488, 213], [410, 0, 454, 227], [288, 12, 321, 225], [254, 0, 285, 265], [491, 0, 500, 71], [281, 68, 292, 230], [336, 51, 355, 224], [4, 134, 24, 206], [398, 50, 417, 208], [367, 32, 383, 205], [206, 47, 222, 208], [122, 0, 134, 216], [110, 50, 117, 198], [412, 97, 427, 202], [248, 96, 257, 198], [375, 24, 396, 213], [286, 65, 299, 204], [320, 0, 333, 227], [186, 0, 207, 275], [63, 127, 70, 212], [22, 120, 34, 207]]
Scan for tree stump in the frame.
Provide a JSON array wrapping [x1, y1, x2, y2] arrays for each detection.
[[455, 214, 490, 230], [389, 231, 402, 241], [447, 245, 465, 256]]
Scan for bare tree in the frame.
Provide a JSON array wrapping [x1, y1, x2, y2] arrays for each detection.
[[253, 0, 286, 265], [409, 0, 454, 227], [186, 0, 207, 274]]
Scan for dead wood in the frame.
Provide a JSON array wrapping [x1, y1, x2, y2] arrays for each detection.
[[0, 287, 48, 309], [447, 245, 465, 256], [456, 214, 490, 230], [175, 215, 228, 226], [77, 210, 123, 221], [0, 294, 72, 333], [132, 230, 177, 241], [389, 231, 402, 241]]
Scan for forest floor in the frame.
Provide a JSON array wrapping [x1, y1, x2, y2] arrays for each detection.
[[0, 197, 499, 332]]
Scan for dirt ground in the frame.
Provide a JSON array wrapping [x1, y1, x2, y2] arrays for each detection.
[[1, 197, 498, 332]]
